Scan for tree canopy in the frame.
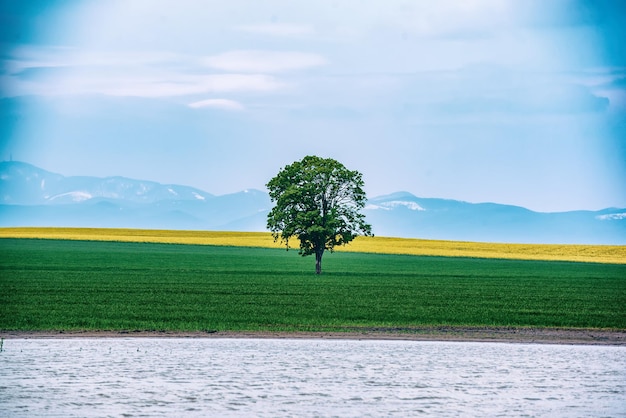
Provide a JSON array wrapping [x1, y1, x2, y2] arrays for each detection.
[[266, 155, 372, 274]]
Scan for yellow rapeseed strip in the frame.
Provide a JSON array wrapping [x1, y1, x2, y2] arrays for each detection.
[[341, 236, 626, 264], [0, 227, 282, 249], [0, 227, 624, 264]]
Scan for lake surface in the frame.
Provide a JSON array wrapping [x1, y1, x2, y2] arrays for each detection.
[[1, 338, 624, 417]]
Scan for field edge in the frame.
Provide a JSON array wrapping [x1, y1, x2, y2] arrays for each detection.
[[0, 226, 625, 264], [2, 327, 625, 346]]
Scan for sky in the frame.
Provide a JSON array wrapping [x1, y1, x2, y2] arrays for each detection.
[[1, 0, 625, 212]]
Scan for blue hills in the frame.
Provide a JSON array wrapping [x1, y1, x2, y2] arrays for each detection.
[[1, 161, 624, 244], [365, 192, 625, 245]]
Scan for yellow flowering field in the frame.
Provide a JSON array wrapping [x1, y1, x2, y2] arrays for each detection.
[[0, 227, 624, 264], [342, 236, 626, 264], [0, 227, 281, 249]]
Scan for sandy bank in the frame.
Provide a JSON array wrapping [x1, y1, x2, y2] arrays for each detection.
[[2, 327, 625, 346]]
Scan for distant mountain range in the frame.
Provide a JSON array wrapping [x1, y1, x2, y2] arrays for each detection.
[[1, 161, 625, 244]]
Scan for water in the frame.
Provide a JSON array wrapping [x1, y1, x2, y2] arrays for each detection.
[[0, 338, 624, 417]]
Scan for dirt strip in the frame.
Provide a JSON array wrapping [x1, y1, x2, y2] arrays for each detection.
[[2, 327, 625, 346]]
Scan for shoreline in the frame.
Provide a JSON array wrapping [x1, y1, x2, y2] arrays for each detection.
[[3, 327, 625, 346]]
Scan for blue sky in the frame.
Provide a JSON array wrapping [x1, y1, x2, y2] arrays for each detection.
[[1, 0, 625, 212]]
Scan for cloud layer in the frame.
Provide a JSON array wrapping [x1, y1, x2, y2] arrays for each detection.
[[1, 0, 624, 212], [188, 98, 245, 111], [204, 50, 326, 73]]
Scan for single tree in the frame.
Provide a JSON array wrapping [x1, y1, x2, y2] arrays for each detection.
[[266, 155, 372, 274]]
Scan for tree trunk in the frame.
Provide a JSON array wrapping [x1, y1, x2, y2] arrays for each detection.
[[315, 248, 324, 274]]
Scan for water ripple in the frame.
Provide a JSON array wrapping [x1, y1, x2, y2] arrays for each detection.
[[0, 339, 624, 417]]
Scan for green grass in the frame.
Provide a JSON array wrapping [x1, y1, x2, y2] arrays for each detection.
[[1, 238, 625, 332]]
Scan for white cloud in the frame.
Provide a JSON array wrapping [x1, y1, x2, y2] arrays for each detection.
[[114, 74, 283, 97], [234, 23, 315, 37], [204, 50, 326, 73], [186, 74, 282, 94], [4, 71, 284, 98], [188, 98, 245, 111], [2, 45, 287, 98], [4, 45, 183, 74], [346, 0, 516, 38]]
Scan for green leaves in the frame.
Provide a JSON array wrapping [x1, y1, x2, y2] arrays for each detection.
[[266, 156, 372, 272]]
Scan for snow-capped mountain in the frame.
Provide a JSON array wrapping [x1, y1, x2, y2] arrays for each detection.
[[364, 192, 626, 244], [0, 161, 270, 231], [1, 161, 625, 244], [0, 161, 214, 205]]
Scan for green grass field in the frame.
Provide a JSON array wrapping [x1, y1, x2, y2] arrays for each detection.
[[1, 238, 624, 332]]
